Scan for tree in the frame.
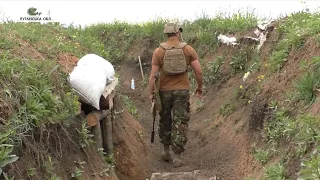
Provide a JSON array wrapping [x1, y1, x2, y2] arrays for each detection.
[[27, 7, 42, 16]]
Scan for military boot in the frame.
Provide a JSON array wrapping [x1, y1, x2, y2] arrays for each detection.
[[161, 145, 172, 162], [173, 154, 183, 168]]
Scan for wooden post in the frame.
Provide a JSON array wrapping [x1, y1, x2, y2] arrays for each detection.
[[86, 110, 108, 150], [92, 121, 102, 149], [102, 116, 113, 153], [138, 56, 144, 81], [102, 91, 115, 153]]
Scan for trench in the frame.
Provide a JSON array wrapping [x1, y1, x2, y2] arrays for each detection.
[[113, 62, 261, 180]]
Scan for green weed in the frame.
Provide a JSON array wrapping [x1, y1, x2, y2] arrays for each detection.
[[76, 120, 94, 148], [253, 148, 270, 164], [203, 55, 226, 85], [264, 163, 286, 180], [219, 102, 235, 117], [119, 94, 138, 118], [298, 146, 320, 180], [293, 71, 320, 106], [195, 99, 204, 112], [229, 45, 255, 75], [0, 131, 18, 176], [27, 168, 37, 178], [292, 115, 320, 156], [264, 107, 292, 145], [71, 167, 83, 179], [42, 156, 61, 180]]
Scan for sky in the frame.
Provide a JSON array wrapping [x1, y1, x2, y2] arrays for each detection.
[[0, 0, 319, 27]]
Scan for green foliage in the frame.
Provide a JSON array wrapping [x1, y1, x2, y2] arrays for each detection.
[[264, 163, 286, 180], [230, 45, 256, 75], [292, 115, 320, 156], [219, 101, 235, 117], [27, 168, 37, 177], [269, 11, 320, 72], [264, 101, 320, 156], [184, 10, 258, 35], [195, 99, 204, 112], [298, 146, 320, 180], [119, 94, 138, 118], [183, 11, 257, 58], [71, 160, 86, 180], [0, 131, 18, 176], [71, 167, 83, 179], [294, 71, 320, 106], [203, 55, 226, 85], [264, 108, 292, 144], [76, 120, 94, 148], [42, 156, 61, 180], [0, 57, 79, 175], [0, 59, 79, 133], [252, 148, 270, 164]]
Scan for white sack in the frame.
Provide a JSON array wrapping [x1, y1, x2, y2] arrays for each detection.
[[68, 54, 115, 110], [77, 54, 115, 84]]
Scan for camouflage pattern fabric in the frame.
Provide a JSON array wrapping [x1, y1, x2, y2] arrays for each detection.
[[158, 89, 190, 154]]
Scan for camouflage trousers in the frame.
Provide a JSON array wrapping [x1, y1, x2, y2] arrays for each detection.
[[158, 89, 190, 155]]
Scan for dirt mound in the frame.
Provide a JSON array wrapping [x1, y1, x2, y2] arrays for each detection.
[[12, 39, 45, 60], [112, 97, 147, 180], [58, 53, 80, 72]]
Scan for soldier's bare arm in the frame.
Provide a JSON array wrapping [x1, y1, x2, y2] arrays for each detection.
[[187, 46, 203, 96], [148, 48, 160, 101], [190, 60, 203, 96]]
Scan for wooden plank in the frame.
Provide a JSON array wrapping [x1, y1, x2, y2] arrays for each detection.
[[138, 56, 144, 81]]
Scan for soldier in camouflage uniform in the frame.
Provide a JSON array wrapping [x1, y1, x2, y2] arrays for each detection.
[[148, 22, 203, 167]]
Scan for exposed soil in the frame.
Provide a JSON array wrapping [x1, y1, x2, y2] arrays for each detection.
[[57, 53, 80, 73], [13, 38, 46, 60]]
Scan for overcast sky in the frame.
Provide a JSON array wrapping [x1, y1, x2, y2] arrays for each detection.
[[0, 0, 319, 27]]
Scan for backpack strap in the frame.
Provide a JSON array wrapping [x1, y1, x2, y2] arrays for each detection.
[[160, 42, 187, 50]]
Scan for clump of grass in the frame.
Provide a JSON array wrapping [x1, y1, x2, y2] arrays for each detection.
[[119, 94, 138, 118], [219, 101, 235, 117], [253, 148, 270, 164], [293, 71, 320, 106], [229, 44, 256, 75], [203, 55, 226, 85], [299, 146, 320, 180], [264, 163, 286, 180]]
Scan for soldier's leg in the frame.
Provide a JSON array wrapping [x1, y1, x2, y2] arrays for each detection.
[[158, 91, 173, 147], [171, 90, 191, 155]]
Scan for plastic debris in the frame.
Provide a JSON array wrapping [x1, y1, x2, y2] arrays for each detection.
[[217, 34, 238, 46], [243, 71, 250, 82], [131, 78, 135, 90]]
